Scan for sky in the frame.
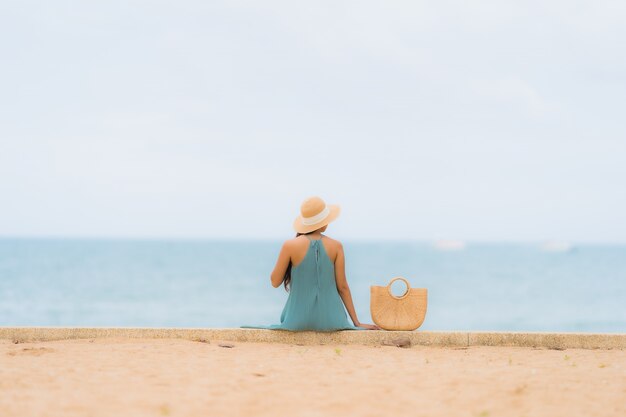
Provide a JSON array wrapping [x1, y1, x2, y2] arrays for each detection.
[[1, 1, 625, 242]]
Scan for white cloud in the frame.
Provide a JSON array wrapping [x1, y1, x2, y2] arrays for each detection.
[[1, 1, 625, 241], [472, 76, 555, 115]]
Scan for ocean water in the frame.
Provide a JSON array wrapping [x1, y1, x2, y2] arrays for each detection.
[[0, 238, 624, 332]]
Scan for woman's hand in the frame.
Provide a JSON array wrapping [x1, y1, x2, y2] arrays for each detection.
[[356, 323, 381, 330]]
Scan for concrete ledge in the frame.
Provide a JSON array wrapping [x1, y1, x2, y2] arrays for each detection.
[[1, 327, 624, 349]]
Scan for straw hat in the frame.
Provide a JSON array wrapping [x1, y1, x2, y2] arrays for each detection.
[[293, 196, 341, 234]]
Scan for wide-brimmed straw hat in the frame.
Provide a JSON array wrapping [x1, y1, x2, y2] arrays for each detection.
[[293, 196, 341, 234]]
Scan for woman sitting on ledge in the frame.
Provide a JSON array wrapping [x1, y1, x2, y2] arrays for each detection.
[[241, 196, 379, 331]]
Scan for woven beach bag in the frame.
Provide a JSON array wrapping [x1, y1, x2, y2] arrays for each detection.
[[370, 277, 428, 331]]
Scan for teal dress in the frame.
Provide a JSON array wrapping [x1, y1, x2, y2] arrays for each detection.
[[241, 236, 364, 332]]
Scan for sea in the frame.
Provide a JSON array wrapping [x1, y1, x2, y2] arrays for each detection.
[[0, 238, 624, 333]]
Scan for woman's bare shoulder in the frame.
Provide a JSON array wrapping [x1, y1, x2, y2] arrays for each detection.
[[322, 235, 343, 248], [283, 235, 309, 249]]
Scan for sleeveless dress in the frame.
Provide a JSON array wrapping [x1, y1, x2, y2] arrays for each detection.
[[241, 236, 364, 332]]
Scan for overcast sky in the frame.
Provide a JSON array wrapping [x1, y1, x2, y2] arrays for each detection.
[[1, 1, 625, 242]]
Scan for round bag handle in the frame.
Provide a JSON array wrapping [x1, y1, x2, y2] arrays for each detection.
[[387, 277, 411, 300]]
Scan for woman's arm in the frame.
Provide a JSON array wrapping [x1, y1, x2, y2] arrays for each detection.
[[334, 243, 362, 326], [270, 241, 292, 288]]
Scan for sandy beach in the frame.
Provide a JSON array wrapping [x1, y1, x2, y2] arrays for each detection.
[[1, 338, 624, 417]]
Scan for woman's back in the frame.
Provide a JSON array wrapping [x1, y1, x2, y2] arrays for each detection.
[[241, 234, 362, 331], [289, 233, 340, 266], [282, 235, 359, 330], [240, 196, 379, 331]]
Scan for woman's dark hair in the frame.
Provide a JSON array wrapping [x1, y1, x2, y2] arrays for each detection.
[[283, 231, 313, 291]]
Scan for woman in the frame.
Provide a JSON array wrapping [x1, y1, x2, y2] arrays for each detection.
[[242, 196, 380, 331]]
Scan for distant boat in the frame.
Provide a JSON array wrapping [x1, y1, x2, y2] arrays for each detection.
[[432, 240, 466, 251], [540, 241, 574, 252]]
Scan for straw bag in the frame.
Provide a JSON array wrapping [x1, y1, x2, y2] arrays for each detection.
[[370, 277, 427, 331]]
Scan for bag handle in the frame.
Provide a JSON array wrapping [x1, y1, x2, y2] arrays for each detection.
[[387, 277, 411, 300]]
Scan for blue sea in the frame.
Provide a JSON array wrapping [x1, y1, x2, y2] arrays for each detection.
[[0, 238, 624, 332]]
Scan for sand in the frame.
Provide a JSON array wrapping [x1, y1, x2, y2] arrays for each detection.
[[1, 338, 624, 417]]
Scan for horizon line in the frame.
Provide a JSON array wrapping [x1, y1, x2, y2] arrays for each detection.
[[1, 235, 625, 246]]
